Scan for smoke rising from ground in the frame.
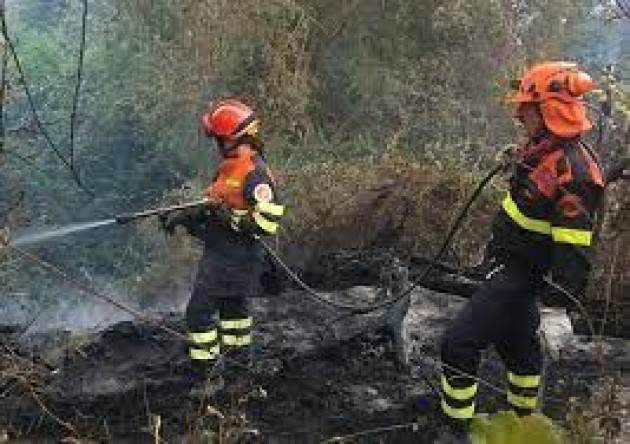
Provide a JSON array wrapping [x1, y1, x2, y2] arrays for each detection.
[[0, 281, 190, 335]]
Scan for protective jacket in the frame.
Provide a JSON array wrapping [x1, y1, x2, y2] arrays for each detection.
[[203, 144, 283, 259], [440, 134, 604, 422], [487, 134, 604, 297], [193, 143, 284, 300]]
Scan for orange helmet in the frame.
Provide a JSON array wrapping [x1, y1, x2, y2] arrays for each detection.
[[506, 62, 594, 138], [201, 98, 260, 140]]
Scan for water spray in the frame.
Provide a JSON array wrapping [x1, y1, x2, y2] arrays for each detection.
[[6, 198, 211, 248]]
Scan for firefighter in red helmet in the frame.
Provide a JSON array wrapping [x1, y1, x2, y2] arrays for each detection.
[[162, 98, 285, 396], [437, 62, 604, 441]]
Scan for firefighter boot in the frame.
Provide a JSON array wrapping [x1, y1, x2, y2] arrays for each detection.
[[187, 327, 224, 398], [220, 315, 253, 387], [188, 359, 225, 399], [222, 345, 253, 391]]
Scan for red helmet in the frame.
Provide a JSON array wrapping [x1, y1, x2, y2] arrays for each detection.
[[506, 62, 594, 138], [201, 98, 259, 140]]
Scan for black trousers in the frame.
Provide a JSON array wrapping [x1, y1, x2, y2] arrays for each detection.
[[185, 248, 261, 375], [186, 252, 258, 331], [440, 262, 544, 419]]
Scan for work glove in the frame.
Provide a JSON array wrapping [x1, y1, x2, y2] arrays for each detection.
[[159, 211, 188, 236], [232, 213, 260, 235], [208, 203, 233, 227], [159, 206, 211, 239], [542, 245, 591, 310], [495, 143, 518, 172]]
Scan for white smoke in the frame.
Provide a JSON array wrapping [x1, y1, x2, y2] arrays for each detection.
[[13, 281, 189, 335]]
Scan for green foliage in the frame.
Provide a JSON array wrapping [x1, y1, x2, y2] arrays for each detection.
[[0, 0, 612, 322], [469, 412, 565, 444]]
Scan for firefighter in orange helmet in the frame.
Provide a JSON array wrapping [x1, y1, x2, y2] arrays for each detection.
[[438, 62, 604, 440], [162, 98, 285, 396]]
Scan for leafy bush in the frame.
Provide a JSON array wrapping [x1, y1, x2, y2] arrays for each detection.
[[469, 411, 565, 444]]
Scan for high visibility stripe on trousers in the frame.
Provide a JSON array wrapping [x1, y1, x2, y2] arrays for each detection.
[[507, 371, 540, 411], [189, 329, 220, 361], [441, 376, 478, 420], [220, 317, 253, 348]]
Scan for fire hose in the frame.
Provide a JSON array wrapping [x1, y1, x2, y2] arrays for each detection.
[[255, 163, 504, 315], [114, 198, 211, 224]]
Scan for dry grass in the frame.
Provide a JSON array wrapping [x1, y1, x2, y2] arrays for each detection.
[[0, 347, 77, 438], [183, 387, 267, 443], [276, 149, 499, 266]]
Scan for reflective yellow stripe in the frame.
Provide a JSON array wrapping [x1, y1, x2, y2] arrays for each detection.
[[256, 201, 285, 217], [222, 334, 251, 346], [507, 391, 538, 409], [220, 317, 253, 330], [226, 178, 240, 188], [232, 209, 248, 216], [551, 227, 592, 246], [189, 345, 220, 361], [253, 212, 278, 234], [189, 330, 218, 344], [502, 194, 551, 235], [508, 372, 541, 389], [441, 399, 475, 420], [442, 376, 478, 401]]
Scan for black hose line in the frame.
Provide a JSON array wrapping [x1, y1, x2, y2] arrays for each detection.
[[256, 163, 504, 316]]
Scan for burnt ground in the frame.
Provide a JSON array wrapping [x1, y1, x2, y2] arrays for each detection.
[[0, 288, 628, 443], [0, 253, 628, 443]]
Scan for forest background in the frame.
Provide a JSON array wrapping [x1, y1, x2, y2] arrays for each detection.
[[0, 0, 628, 334]]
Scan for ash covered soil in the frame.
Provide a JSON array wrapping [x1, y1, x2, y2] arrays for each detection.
[[1, 266, 629, 443]]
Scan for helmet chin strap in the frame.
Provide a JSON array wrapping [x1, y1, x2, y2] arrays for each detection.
[[216, 135, 265, 158], [217, 138, 239, 157]]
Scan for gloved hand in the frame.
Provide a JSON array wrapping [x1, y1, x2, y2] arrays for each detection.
[[158, 211, 187, 236], [233, 213, 260, 235], [159, 206, 211, 238], [495, 143, 518, 171], [209, 203, 233, 227]]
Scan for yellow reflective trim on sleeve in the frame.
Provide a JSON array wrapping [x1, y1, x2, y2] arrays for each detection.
[[507, 372, 541, 388], [507, 391, 538, 409], [188, 330, 218, 344], [441, 376, 478, 401], [502, 194, 551, 235], [222, 334, 252, 346], [253, 212, 278, 234], [551, 227, 592, 246], [189, 345, 220, 361], [256, 201, 285, 217], [220, 317, 253, 330], [441, 399, 475, 420]]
